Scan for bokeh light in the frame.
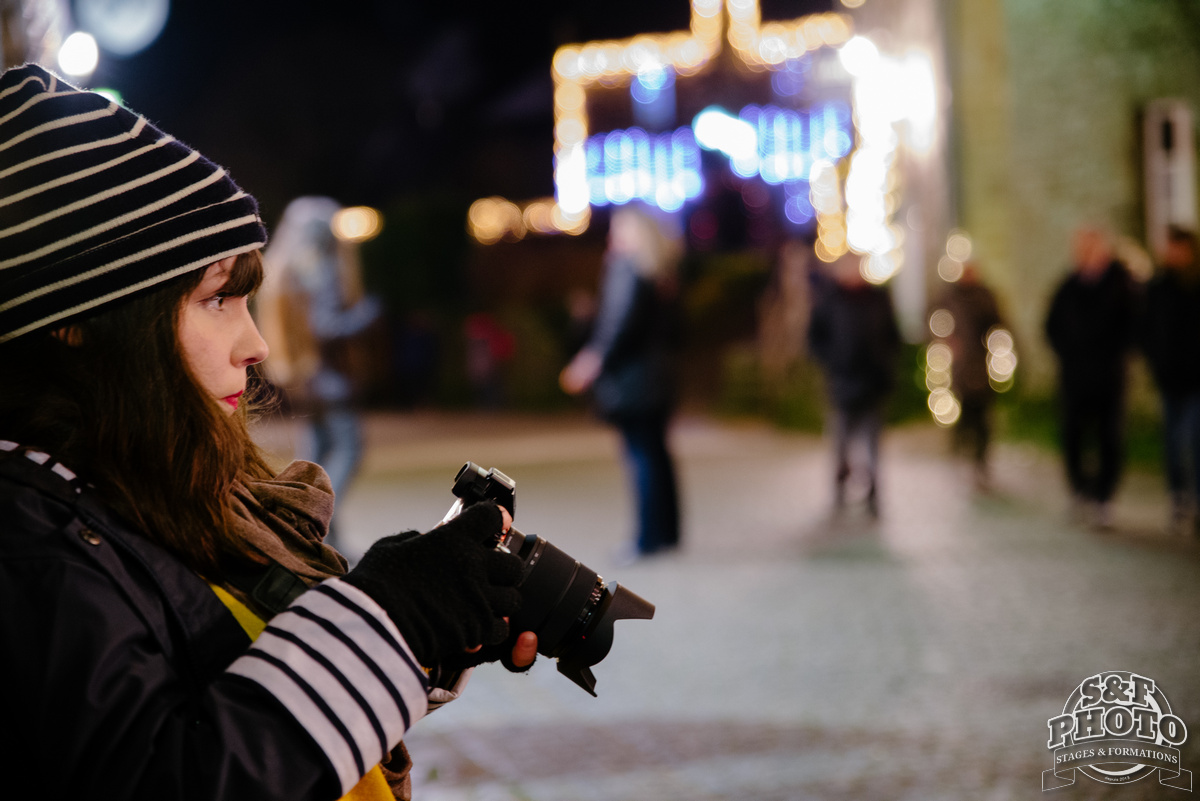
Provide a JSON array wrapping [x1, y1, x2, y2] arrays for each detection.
[[925, 342, 959, 425], [331, 206, 382, 243], [937, 255, 965, 282], [928, 388, 962, 427], [58, 32, 99, 77], [946, 230, 973, 261], [986, 326, 1018, 390], [929, 308, 955, 338], [468, 197, 525, 245], [473, 3, 873, 241], [837, 36, 879, 77], [77, 0, 169, 56]]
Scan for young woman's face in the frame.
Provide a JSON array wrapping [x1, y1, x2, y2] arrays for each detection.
[[178, 256, 269, 414]]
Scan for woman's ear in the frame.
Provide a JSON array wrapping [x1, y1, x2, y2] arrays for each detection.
[[51, 326, 83, 346]]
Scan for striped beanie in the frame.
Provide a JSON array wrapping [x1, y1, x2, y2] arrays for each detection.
[[0, 64, 267, 343]]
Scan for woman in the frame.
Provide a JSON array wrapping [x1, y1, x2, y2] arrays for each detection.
[[560, 204, 683, 560], [0, 64, 533, 801]]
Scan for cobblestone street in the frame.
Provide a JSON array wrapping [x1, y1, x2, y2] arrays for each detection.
[[257, 412, 1200, 800]]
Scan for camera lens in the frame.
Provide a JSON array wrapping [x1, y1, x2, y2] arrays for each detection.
[[451, 463, 655, 695], [499, 528, 654, 695]]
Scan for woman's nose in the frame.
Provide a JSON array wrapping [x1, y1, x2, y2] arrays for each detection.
[[236, 305, 269, 367]]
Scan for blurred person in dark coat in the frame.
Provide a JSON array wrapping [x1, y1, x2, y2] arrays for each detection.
[[1045, 226, 1138, 529], [560, 204, 684, 561], [808, 253, 901, 517], [938, 263, 1005, 489], [1141, 226, 1200, 534]]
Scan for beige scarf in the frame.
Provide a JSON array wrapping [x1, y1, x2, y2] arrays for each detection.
[[222, 459, 413, 800]]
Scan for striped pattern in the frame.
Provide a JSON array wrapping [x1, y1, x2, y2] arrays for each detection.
[[226, 579, 430, 795], [0, 64, 267, 343], [0, 439, 83, 492]]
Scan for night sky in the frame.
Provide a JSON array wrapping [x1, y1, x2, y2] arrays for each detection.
[[85, 1, 685, 224], [85, 0, 834, 227]]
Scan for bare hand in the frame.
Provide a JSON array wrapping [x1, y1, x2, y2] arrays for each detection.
[[559, 349, 602, 395]]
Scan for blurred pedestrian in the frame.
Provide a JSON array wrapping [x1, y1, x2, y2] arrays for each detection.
[[936, 262, 1005, 490], [257, 196, 383, 552], [808, 253, 901, 517], [1141, 226, 1200, 535], [1045, 225, 1138, 529], [560, 204, 683, 562]]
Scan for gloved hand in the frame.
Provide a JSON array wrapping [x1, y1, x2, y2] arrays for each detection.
[[343, 503, 522, 671]]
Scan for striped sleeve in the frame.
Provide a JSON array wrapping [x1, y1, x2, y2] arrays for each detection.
[[225, 578, 429, 795]]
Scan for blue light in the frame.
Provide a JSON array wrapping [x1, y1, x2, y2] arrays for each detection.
[[823, 104, 853, 158], [784, 180, 814, 225], [632, 64, 673, 100], [631, 65, 676, 130], [585, 126, 703, 211], [693, 106, 758, 160], [575, 100, 850, 213]]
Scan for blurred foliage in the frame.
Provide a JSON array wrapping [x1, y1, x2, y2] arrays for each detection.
[[682, 250, 774, 347], [360, 194, 470, 316], [995, 388, 1164, 470], [496, 304, 574, 411], [717, 342, 930, 432]]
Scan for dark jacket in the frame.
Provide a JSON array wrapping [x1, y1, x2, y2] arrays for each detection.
[[588, 256, 679, 421], [940, 282, 1003, 401], [1045, 261, 1137, 395], [0, 444, 429, 801], [1141, 268, 1200, 396], [808, 280, 901, 411]]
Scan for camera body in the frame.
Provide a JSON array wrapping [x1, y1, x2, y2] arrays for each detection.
[[444, 462, 655, 696]]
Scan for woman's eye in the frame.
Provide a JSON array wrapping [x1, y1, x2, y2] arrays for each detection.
[[204, 294, 230, 310]]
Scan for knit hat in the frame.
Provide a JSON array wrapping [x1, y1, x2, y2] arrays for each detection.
[[0, 64, 267, 343]]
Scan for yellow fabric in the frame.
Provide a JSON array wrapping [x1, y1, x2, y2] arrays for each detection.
[[209, 584, 394, 801], [209, 584, 267, 640]]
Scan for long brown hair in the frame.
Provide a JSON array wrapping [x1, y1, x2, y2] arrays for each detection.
[[0, 250, 273, 578]]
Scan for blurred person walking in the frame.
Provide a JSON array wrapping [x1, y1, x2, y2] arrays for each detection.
[[808, 254, 901, 517], [1045, 226, 1138, 529], [257, 196, 383, 552], [561, 204, 683, 562], [1141, 226, 1200, 535], [937, 263, 1005, 490]]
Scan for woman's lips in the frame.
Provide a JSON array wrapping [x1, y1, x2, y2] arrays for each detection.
[[222, 391, 244, 409]]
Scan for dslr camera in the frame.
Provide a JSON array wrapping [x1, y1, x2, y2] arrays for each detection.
[[443, 461, 655, 696]]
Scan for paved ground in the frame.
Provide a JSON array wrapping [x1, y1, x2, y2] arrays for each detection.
[[257, 412, 1200, 800]]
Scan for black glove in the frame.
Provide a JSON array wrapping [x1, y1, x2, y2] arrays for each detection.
[[343, 503, 522, 671]]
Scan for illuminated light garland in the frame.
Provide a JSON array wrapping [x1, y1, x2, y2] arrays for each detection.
[[924, 340, 961, 427], [470, 1, 859, 243], [742, 103, 853, 184], [466, 4, 922, 247], [783, 180, 815, 224], [550, 1, 727, 226], [810, 159, 847, 262], [586, 127, 704, 211], [467, 197, 591, 243], [841, 32, 936, 285], [920, 317, 1017, 428], [468, 197, 524, 245], [727, 7, 852, 69], [985, 326, 1017, 391]]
